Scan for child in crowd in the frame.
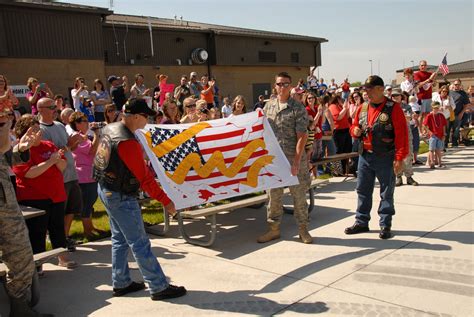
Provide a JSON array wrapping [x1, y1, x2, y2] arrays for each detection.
[[221, 97, 232, 118], [423, 101, 447, 169], [408, 96, 422, 165]]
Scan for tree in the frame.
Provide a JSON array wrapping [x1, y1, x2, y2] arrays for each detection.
[[350, 81, 362, 87]]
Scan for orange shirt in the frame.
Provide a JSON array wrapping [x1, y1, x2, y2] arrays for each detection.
[[200, 85, 214, 104]]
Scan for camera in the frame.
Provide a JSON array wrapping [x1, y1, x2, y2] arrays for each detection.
[[90, 122, 106, 130]]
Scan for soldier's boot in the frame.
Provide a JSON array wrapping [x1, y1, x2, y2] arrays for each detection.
[[406, 177, 419, 186], [298, 225, 313, 244], [395, 176, 403, 187], [257, 224, 280, 243], [9, 296, 54, 317]]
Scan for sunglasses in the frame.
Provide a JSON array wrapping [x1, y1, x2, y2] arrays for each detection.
[[307, 97, 315, 100], [275, 82, 291, 88], [137, 113, 149, 119], [76, 119, 88, 123], [185, 104, 196, 108]]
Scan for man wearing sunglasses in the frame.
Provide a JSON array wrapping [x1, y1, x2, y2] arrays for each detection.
[[346, 75, 409, 240], [258, 72, 312, 244], [93, 98, 186, 301]]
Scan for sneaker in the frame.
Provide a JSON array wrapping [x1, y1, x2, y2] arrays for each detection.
[[151, 284, 187, 300], [406, 177, 418, 186], [395, 176, 403, 187], [113, 281, 146, 297], [66, 238, 77, 252], [414, 160, 424, 165], [379, 227, 392, 239], [344, 223, 369, 235]]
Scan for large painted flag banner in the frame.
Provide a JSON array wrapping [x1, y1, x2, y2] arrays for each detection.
[[136, 110, 299, 210]]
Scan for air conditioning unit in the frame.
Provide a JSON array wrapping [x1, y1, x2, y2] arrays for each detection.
[[191, 48, 208, 64]]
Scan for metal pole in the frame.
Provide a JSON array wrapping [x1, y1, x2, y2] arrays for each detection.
[[410, 60, 414, 68], [369, 60, 373, 75]]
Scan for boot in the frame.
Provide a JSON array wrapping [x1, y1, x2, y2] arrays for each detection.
[[9, 296, 54, 317], [406, 177, 419, 186], [395, 176, 403, 187], [298, 225, 313, 244], [257, 224, 280, 243]]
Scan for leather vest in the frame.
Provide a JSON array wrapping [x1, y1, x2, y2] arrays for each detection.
[[93, 122, 140, 195], [359, 101, 395, 155]]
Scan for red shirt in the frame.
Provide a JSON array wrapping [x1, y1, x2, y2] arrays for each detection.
[[200, 84, 214, 104], [329, 103, 350, 130], [118, 140, 171, 206], [350, 98, 409, 161], [341, 82, 350, 92], [414, 70, 433, 100], [306, 105, 323, 139], [13, 141, 66, 203], [423, 112, 447, 139]]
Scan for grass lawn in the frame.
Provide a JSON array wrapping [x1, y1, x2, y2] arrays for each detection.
[[67, 199, 165, 243]]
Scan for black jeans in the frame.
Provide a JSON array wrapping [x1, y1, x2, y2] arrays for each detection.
[[21, 199, 66, 254], [333, 128, 352, 172]]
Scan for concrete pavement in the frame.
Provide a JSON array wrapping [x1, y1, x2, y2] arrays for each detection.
[[1, 147, 472, 316]]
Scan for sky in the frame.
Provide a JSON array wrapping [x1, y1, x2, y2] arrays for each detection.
[[64, 0, 473, 84]]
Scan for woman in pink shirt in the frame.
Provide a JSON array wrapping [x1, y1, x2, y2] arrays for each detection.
[[69, 112, 103, 238], [26, 77, 53, 115]]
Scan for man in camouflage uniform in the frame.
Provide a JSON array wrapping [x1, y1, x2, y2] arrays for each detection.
[[0, 110, 52, 317], [258, 72, 312, 244]]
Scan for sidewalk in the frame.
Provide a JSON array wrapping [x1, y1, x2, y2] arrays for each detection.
[[2, 148, 473, 316]]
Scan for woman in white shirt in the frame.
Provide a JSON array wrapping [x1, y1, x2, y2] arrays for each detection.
[[400, 68, 418, 102], [71, 77, 89, 111], [432, 85, 455, 148]]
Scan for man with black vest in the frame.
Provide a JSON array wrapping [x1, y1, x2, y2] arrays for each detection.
[[345, 76, 408, 239], [93, 98, 186, 300]]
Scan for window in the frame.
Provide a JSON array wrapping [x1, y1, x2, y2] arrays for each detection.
[[259, 51, 276, 63], [291, 52, 299, 63]]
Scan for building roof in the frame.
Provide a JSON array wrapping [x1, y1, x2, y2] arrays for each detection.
[[106, 14, 328, 43], [447, 60, 474, 73], [4, 0, 112, 14]]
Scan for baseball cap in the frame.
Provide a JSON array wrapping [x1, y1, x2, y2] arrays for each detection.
[[391, 88, 402, 96], [123, 98, 157, 116], [363, 75, 384, 88], [108, 75, 119, 83], [190, 71, 198, 78], [385, 85, 392, 90]]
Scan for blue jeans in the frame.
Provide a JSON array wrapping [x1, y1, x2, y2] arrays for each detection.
[[98, 184, 168, 293], [355, 152, 395, 228]]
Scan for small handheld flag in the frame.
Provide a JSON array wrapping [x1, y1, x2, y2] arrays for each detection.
[[439, 53, 450, 76]]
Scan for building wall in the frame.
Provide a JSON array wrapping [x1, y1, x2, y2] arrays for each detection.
[[0, 6, 104, 59]]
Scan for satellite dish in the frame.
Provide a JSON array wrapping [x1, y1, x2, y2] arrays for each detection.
[[191, 48, 208, 64]]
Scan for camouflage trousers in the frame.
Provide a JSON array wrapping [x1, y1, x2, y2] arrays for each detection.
[[397, 123, 414, 178], [267, 156, 311, 226], [0, 175, 35, 299]]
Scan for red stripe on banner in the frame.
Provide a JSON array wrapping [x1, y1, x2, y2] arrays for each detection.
[[209, 177, 248, 188], [196, 124, 264, 142], [200, 137, 264, 155]]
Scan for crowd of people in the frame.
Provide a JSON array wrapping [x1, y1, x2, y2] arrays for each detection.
[[0, 60, 473, 315]]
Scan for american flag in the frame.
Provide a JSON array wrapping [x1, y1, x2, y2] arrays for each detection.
[[439, 53, 449, 76], [138, 111, 299, 209]]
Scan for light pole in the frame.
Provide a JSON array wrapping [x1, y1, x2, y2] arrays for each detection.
[[369, 59, 373, 75], [410, 60, 414, 68]]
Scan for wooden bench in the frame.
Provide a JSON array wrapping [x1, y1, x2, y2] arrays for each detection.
[[173, 178, 329, 247], [0, 247, 67, 279], [310, 152, 359, 176]]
